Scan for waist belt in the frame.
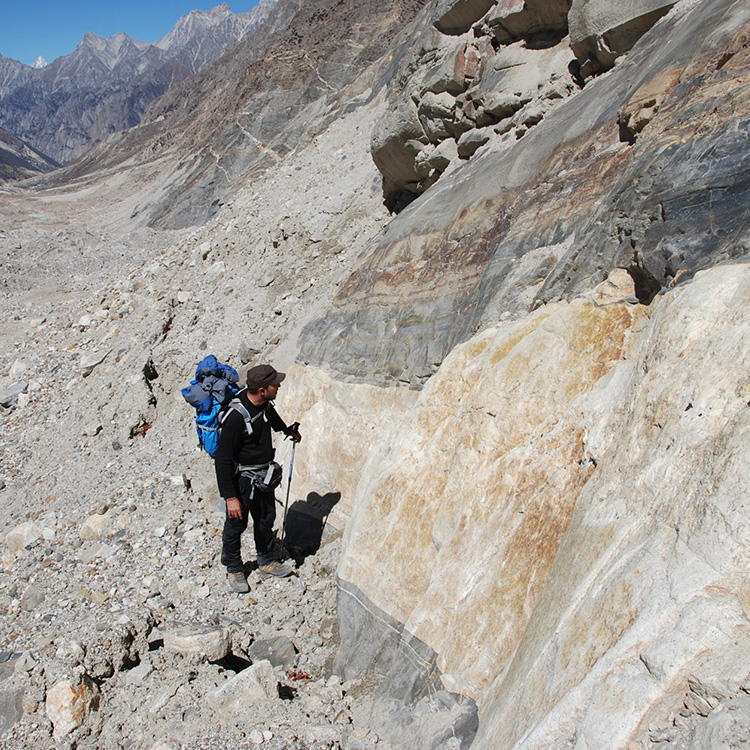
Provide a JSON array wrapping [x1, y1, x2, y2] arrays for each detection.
[[238, 462, 272, 479]]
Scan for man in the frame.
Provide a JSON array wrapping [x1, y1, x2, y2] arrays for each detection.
[[215, 363, 301, 593]]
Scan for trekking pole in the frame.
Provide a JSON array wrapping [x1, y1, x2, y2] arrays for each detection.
[[280, 422, 300, 550]]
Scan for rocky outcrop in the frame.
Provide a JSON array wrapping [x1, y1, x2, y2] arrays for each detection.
[[370, 0, 688, 206], [288, 0, 750, 744], [370, 10, 579, 205], [291, 261, 750, 748], [569, 0, 676, 77], [301, 0, 750, 388]]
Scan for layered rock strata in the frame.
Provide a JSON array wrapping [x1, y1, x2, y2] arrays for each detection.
[[301, 0, 750, 388], [286, 0, 750, 745]]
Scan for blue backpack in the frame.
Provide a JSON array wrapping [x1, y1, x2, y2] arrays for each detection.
[[181, 355, 240, 457]]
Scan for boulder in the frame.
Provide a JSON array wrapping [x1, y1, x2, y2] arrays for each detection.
[[163, 625, 232, 662], [433, 0, 497, 35], [418, 91, 456, 142], [467, 38, 571, 117], [569, 0, 676, 77], [5, 522, 42, 555], [81, 510, 113, 541], [421, 42, 479, 96], [248, 635, 298, 668], [371, 92, 429, 195], [207, 660, 276, 714], [45, 677, 99, 739], [456, 126, 492, 158], [487, 0, 571, 44], [425, 138, 459, 172]]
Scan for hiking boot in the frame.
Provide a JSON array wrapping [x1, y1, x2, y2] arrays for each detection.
[[258, 560, 293, 578], [227, 571, 250, 593]]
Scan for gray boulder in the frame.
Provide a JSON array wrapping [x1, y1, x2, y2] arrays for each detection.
[[487, 0, 571, 45], [433, 0, 497, 35], [371, 92, 429, 195], [569, 0, 676, 77]]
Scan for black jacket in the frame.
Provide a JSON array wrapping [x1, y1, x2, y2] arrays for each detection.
[[214, 389, 289, 500]]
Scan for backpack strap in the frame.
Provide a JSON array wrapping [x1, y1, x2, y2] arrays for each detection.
[[223, 398, 268, 440]]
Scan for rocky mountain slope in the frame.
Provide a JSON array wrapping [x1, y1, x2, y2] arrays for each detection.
[[0, 2, 277, 166], [0, 126, 59, 181], [0, 0, 749, 749], [38, 0, 428, 230]]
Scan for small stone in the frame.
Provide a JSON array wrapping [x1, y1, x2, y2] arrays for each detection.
[[79, 350, 108, 377], [164, 624, 232, 661], [20, 585, 45, 611], [81, 512, 111, 541], [14, 651, 37, 672], [0, 383, 27, 408], [55, 640, 85, 662], [126, 661, 154, 685], [6, 522, 42, 555], [207, 660, 276, 714], [248, 635, 298, 668]]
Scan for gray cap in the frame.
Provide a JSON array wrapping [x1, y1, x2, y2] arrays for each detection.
[[246, 364, 286, 390]]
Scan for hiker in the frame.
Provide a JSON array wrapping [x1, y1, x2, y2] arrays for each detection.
[[215, 364, 302, 593]]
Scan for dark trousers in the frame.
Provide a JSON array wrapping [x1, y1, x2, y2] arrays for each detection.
[[221, 475, 277, 573]]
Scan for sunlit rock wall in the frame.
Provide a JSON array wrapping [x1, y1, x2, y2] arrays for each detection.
[[285, 0, 750, 746], [473, 263, 750, 749], [289, 263, 749, 747]]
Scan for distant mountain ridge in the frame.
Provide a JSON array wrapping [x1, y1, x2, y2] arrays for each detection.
[[0, 2, 277, 167], [0, 125, 59, 181]]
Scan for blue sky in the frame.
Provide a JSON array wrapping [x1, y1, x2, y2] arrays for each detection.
[[1, 1, 261, 67]]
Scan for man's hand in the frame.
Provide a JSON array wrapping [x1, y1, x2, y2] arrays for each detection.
[[226, 497, 242, 519], [286, 422, 302, 443]]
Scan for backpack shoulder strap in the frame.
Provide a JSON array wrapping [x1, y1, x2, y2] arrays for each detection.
[[224, 398, 267, 436]]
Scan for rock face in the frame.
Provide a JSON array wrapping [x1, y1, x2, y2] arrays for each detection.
[[569, 0, 676, 77], [0, 3, 276, 166], [301, 0, 750, 387], [368, 0, 690, 207], [288, 0, 750, 744], [306, 261, 750, 748]]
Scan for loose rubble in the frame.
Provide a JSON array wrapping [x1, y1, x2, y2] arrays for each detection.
[[0, 82, 392, 749]]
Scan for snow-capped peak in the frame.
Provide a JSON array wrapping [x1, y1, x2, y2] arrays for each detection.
[[31, 56, 48, 69]]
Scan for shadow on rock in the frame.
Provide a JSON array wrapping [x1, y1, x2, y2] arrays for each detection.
[[283, 491, 341, 561]]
